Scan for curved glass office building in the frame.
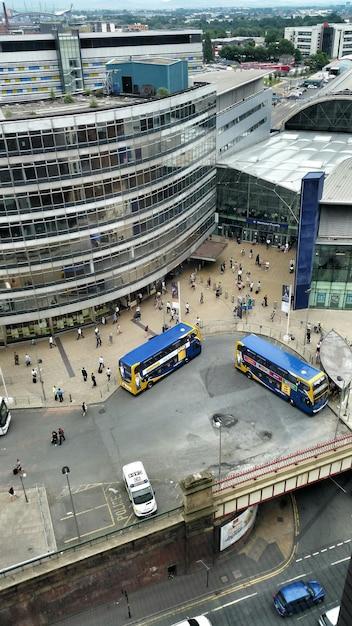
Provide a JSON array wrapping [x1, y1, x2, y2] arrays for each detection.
[[0, 85, 216, 343]]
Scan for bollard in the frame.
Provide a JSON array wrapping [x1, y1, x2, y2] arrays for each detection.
[[69, 394, 72, 403]]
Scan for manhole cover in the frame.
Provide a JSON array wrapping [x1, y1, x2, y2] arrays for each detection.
[[99, 408, 106, 414], [212, 413, 238, 428], [260, 430, 272, 441]]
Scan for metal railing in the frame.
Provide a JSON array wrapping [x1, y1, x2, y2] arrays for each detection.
[[0, 504, 183, 580], [214, 433, 352, 493]]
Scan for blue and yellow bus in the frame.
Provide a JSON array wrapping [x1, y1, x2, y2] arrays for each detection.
[[235, 334, 329, 415], [118, 322, 202, 395]]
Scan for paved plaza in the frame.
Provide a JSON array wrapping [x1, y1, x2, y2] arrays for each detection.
[[0, 239, 351, 411]]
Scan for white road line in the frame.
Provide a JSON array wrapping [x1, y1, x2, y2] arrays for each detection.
[[304, 555, 312, 559], [344, 539, 351, 543], [330, 477, 347, 493], [313, 552, 319, 556], [337, 542, 344, 547], [278, 573, 310, 586], [329, 545, 336, 550], [296, 558, 302, 562], [211, 592, 258, 612], [321, 548, 328, 552], [331, 556, 351, 566]]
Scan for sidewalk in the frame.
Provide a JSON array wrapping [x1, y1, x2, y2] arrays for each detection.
[[52, 496, 296, 626], [0, 239, 351, 412]]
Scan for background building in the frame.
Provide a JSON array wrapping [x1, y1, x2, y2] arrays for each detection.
[[191, 69, 272, 159], [0, 29, 203, 103], [285, 22, 352, 59], [0, 61, 216, 344]]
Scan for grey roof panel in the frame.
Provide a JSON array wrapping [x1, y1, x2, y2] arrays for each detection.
[[321, 157, 352, 204]]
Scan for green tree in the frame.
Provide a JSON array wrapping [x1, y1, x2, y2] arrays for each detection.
[[277, 38, 295, 56], [294, 48, 302, 64], [203, 32, 214, 63], [306, 51, 330, 72], [156, 87, 170, 98]]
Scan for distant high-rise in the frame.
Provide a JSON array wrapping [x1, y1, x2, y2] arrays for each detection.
[[285, 22, 352, 59]]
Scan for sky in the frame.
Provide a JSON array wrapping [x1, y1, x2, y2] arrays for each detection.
[[8, 0, 345, 11]]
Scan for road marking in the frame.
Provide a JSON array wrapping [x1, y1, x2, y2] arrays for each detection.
[[329, 545, 336, 550], [337, 542, 344, 547], [331, 556, 351, 566], [296, 558, 302, 562], [344, 539, 351, 543], [330, 477, 347, 493], [211, 592, 258, 612], [313, 552, 319, 556], [321, 548, 328, 552], [304, 555, 311, 559], [278, 573, 310, 586], [60, 503, 108, 521]]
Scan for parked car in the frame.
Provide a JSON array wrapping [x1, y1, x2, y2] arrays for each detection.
[[274, 580, 325, 616]]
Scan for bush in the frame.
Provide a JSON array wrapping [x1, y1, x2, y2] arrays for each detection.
[[63, 93, 74, 104], [89, 97, 98, 108], [157, 87, 170, 98]]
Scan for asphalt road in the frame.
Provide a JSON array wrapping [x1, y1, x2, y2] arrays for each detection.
[[0, 334, 344, 548], [53, 475, 352, 626]]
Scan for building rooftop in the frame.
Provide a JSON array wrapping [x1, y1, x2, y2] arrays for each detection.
[[220, 131, 352, 192], [319, 67, 352, 95], [107, 57, 179, 66], [321, 157, 352, 205], [0, 93, 147, 121], [190, 68, 268, 95]]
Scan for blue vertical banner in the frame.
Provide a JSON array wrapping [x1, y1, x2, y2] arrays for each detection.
[[294, 172, 324, 310]]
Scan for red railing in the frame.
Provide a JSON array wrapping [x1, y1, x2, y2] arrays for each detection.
[[214, 433, 352, 492]]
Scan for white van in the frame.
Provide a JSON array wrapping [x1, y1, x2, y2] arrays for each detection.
[[122, 461, 157, 517], [318, 606, 340, 626]]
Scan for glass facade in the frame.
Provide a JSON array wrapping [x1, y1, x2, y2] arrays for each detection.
[[56, 32, 84, 94], [0, 85, 216, 343], [285, 99, 352, 133], [311, 244, 352, 309], [217, 166, 300, 245]]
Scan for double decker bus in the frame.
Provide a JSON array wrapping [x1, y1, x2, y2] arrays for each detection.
[[235, 334, 329, 415], [0, 396, 11, 435], [118, 322, 202, 395]]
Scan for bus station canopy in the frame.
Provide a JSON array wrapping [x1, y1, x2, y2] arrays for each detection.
[[320, 329, 352, 389], [190, 239, 227, 262]]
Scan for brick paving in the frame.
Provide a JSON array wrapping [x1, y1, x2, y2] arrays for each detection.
[[0, 239, 351, 411]]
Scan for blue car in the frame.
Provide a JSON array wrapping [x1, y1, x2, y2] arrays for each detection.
[[274, 580, 325, 617]]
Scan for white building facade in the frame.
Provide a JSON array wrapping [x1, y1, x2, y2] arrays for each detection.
[[285, 22, 352, 59]]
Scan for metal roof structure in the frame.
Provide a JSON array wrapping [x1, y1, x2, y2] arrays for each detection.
[[320, 330, 352, 389], [220, 131, 352, 192], [321, 157, 352, 204]]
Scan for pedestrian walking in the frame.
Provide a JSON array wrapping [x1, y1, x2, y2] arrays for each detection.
[[255, 280, 261, 294], [53, 385, 58, 401], [98, 356, 105, 373], [91, 373, 97, 387], [249, 281, 254, 293], [166, 301, 171, 314], [249, 249, 253, 259], [284, 242, 289, 253], [137, 292, 143, 304], [13, 459, 22, 475], [101, 316, 106, 326], [31, 368, 37, 384], [306, 326, 311, 344], [57, 387, 64, 402], [58, 427, 65, 445], [230, 257, 233, 269], [82, 402, 87, 417], [162, 280, 166, 293], [185, 302, 190, 315], [289, 260, 295, 274], [196, 316, 201, 327], [8, 486, 17, 501], [97, 335, 102, 347], [116, 323, 121, 335], [237, 268, 242, 282], [77, 327, 84, 340], [207, 276, 211, 289], [106, 367, 111, 382], [115, 305, 120, 318], [14, 352, 19, 365], [49, 335, 55, 348], [200, 292, 204, 304], [266, 237, 271, 249], [51, 431, 58, 446], [215, 287, 220, 298], [112, 312, 117, 324], [255, 253, 260, 266], [81, 367, 88, 382], [263, 294, 268, 307], [25, 353, 31, 367], [94, 326, 99, 336]]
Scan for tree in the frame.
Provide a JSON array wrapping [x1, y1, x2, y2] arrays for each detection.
[[156, 87, 170, 98], [203, 32, 214, 63], [294, 48, 302, 64], [277, 38, 295, 56], [306, 51, 330, 72]]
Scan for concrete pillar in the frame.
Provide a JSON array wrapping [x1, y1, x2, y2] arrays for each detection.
[[180, 471, 216, 569]]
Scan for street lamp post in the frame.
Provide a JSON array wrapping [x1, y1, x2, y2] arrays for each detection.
[[335, 376, 345, 439], [62, 466, 81, 542], [214, 416, 222, 483], [18, 471, 28, 503]]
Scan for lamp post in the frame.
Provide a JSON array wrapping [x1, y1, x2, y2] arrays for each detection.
[[335, 375, 345, 439], [303, 288, 311, 346], [196, 559, 210, 588], [18, 471, 29, 503], [62, 466, 81, 542], [213, 415, 222, 483]]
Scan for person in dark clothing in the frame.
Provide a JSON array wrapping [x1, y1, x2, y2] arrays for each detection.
[[81, 367, 88, 382], [91, 373, 97, 387], [51, 431, 58, 446], [58, 427, 65, 445]]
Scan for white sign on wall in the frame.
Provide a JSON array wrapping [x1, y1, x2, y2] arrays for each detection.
[[219, 505, 258, 552]]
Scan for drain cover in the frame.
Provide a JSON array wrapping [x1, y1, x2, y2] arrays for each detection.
[[212, 413, 238, 428]]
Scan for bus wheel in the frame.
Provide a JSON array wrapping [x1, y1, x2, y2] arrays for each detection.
[[246, 371, 252, 379], [185, 357, 189, 363], [290, 399, 295, 407], [147, 381, 153, 389]]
